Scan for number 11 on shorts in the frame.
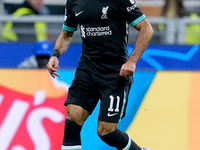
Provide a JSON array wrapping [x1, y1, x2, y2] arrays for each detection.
[[108, 95, 120, 113]]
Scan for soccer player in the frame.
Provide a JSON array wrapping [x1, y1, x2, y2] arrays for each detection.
[[47, 0, 153, 149]]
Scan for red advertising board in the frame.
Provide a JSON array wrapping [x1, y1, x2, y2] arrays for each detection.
[[0, 70, 67, 150]]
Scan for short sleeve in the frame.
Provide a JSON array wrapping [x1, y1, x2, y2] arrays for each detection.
[[118, 0, 146, 26], [63, 0, 78, 32]]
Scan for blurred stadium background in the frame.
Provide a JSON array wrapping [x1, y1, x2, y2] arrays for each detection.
[[0, 0, 200, 150]]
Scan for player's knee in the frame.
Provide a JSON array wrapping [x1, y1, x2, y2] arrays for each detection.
[[66, 104, 89, 126], [97, 126, 111, 136], [97, 121, 117, 136]]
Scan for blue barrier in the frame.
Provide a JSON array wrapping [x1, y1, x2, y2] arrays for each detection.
[[0, 43, 199, 70]]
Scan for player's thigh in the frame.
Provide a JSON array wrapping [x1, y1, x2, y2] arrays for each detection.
[[65, 77, 100, 125], [98, 84, 131, 123]]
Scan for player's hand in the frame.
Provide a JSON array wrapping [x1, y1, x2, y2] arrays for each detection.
[[119, 61, 136, 77], [47, 56, 60, 78]]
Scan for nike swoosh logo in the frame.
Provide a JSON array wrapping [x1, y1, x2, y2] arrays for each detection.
[[75, 11, 83, 17], [107, 112, 118, 117]]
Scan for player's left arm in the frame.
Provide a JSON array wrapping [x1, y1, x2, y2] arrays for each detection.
[[119, 18, 153, 77]]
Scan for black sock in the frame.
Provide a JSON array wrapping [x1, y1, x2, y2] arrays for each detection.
[[62, 119, 82, 146], [99, 129, 141, 150]]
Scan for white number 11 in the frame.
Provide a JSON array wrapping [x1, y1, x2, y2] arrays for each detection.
[[108, 95, 120, 112]]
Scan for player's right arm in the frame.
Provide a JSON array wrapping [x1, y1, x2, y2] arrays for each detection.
[[53, 29, 74, 55], [47, 0, 77, 78], [47, 29, 74, 78]]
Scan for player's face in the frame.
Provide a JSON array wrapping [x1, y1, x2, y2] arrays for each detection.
[[29, 0, 44, 11]]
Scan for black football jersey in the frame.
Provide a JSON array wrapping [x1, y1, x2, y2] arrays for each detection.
[[63, 0, 146, 85]]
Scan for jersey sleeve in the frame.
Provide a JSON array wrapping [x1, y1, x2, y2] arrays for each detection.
[[118, 0, 146, 27], [63, 0, 78, 32]]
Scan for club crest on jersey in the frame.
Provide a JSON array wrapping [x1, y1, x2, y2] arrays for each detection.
[[101, 6, 109, 19]]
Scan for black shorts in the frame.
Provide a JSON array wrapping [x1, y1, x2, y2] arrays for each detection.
[[64, 76, 131, 123]]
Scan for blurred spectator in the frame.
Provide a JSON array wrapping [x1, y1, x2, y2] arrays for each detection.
[[159, 0, 200, 44], [185, 13, 200, 44], [158, 0, 188, 30], [18, 40, 54, 69], [1, 0, 49, 42], [161, 0, 188, 18]]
